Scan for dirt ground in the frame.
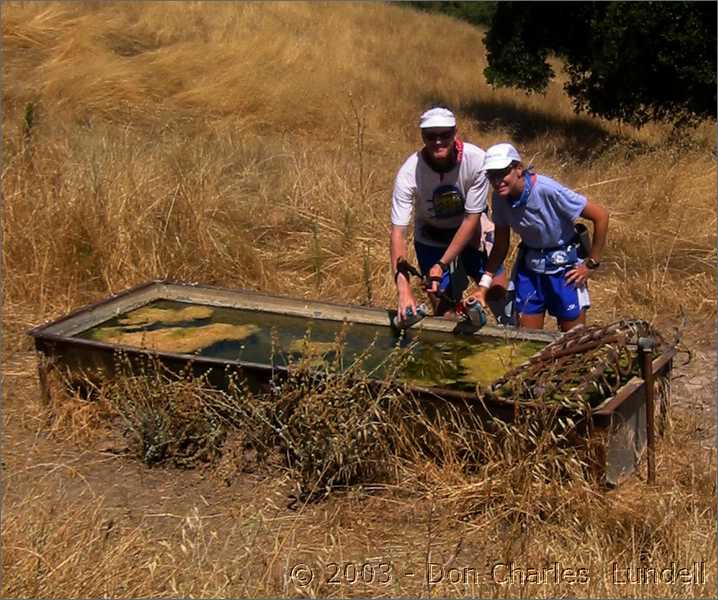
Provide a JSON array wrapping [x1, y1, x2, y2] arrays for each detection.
[[2, 318, 715, 597]]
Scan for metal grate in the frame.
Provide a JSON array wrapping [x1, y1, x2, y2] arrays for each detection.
[[484, 320, 670, 410]]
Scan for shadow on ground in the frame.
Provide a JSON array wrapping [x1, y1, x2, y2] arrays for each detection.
[[422, 93, 651, 163], [465, 97, 642, 162]]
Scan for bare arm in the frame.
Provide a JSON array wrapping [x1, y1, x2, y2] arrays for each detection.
[[424, 212, 480, 293], [565, 199, 609, 286], [439, 212, 480, 266], [581, 200, 609, 264], [484, 224, 511, 278], [390, 224, 410, 275], [390, 225, 417, 317]]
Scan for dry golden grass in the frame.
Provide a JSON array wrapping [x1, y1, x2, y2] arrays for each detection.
[[2, 1, 715, 338], [2, 1, 716, 598], [3, 359, 715, 598]]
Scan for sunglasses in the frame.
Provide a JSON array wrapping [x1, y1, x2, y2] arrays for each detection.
[[422, 129, 455, 143], [486, 165, 514, 181]]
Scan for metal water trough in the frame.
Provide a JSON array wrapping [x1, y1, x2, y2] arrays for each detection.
[[28, 280, 675, 486]]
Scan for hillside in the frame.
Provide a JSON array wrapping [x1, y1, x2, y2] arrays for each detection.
[[1, 2, 716, 598], [3, 1, 716, 335]]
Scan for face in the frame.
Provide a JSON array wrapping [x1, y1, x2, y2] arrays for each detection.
[[421, 127, 456, 162], [486, 162, 523, 198]]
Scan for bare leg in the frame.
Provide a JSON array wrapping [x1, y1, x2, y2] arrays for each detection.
[[558, 310, 586, 332], [519, 312, 546, 330]]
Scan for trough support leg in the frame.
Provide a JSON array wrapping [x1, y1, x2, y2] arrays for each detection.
[[639, 337, 656, 485], [658, 359, 672, 436], [36, 350, 55, 408]]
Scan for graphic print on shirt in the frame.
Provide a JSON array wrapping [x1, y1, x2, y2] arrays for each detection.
[[430, 184, 465, 219]]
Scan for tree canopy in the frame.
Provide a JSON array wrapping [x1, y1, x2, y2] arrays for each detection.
[[483, 1, 716, 127]]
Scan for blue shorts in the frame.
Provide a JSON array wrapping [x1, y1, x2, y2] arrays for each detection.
[[414, 241, 504, 291], [515, 264, 590, 320]]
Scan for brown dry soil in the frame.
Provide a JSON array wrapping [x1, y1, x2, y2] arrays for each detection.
[[2, 318, 715, 597]]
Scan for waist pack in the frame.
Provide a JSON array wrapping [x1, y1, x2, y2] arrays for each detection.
[[543, 244, 579, 269], [523, 243, 579, 273], [522, 223, 590, 273]]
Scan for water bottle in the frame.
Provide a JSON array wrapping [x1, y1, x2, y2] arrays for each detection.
[[500, 280, 518, 326], [463, 296, 487, 329], [392, 303, 429, 329]]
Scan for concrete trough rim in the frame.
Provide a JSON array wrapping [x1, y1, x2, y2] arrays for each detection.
[[27, 279, 560, 344], [27, 280, 677, 486], [26, 279, 670, 417]]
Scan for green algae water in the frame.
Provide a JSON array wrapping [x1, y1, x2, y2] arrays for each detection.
[[78, 300, 543, 390]]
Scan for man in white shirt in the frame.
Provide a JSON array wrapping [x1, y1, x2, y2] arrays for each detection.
[[390, 107, 507, 323]]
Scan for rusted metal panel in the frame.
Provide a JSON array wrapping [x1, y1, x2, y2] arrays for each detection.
[[593, 349, 674, 486], [604, 378, 648, 486]]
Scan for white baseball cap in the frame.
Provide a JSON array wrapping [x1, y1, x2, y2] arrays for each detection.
[[419, 107, 456, 129], [484, 143, 522, 170]]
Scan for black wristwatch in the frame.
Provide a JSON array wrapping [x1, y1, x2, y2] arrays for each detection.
[[585, 258, 600, 270], [437, 260, 449, 273]]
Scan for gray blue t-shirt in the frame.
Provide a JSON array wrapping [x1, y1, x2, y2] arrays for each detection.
[[491, 173, 587, 274]]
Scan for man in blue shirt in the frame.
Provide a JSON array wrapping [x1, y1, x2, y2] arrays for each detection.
[[473, 143, 609, 331]]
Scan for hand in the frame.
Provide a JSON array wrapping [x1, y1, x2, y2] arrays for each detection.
[[565, 263, 592, 287], [470, 286, 489, 309], [396, 274, 417, 322], [425, 263, 444, 294]]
